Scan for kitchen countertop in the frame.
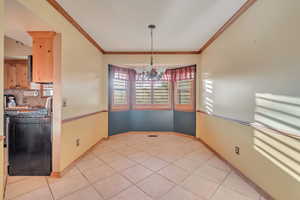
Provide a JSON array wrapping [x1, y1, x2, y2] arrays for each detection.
[[5, 106, 45, 111], [5, 107, 49, 117]]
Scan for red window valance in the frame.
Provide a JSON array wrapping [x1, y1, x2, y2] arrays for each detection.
[[168, 65, 196, 81], [110, 65, 135, 80], [115, 65, 196, 81]]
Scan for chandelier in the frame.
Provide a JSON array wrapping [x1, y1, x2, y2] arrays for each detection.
[[134, 24, 166, 80]]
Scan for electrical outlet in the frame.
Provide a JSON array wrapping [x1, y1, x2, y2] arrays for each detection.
[[235, 146, 240, 155], [62, 99, 67, 107], [76, 139, 80, 147]]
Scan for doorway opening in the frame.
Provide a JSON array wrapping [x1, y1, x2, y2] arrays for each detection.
[[4, 0, 62, 177]]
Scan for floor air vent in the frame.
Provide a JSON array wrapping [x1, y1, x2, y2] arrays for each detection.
[[148, 135, 158, 137]]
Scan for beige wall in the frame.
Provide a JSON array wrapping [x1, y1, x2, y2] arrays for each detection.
[[197, 113, 300, 200], [4, 36, 31, 59], [199, 0, 300, 121], [198, 0, 300, 199], [16, 0, 108, 172], [103, 54, 202, 109], [17, 0, 105, 119], [60, 112, 107, 171]]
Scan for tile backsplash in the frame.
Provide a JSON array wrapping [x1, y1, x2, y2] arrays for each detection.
[[5, 89, 47, 107]]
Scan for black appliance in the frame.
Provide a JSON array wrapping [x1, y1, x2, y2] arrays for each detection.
[[8, 115, 52, 176], [4, 115, 9, 148]]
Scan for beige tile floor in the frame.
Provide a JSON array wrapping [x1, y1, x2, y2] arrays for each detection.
[[5, 132, 268, 200]]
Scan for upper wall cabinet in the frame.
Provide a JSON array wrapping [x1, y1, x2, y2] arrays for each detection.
[[28, 31, 56, 83], [4, 60, 30, 89]]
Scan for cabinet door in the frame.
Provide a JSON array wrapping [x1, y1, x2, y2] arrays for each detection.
[[4, 63, 10, 89], [16, 63, 29, 89], [5, 63, 17, 89], [32, 38, 53, 83]]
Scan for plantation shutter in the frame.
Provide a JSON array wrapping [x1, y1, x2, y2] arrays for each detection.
[[113, 78, 128, 105], [153, 81, 170, 104], [135, 80, 152, 104], [134, 80, 171, 109], [110, 66, 132, 111], [176, 80, 193, 104]]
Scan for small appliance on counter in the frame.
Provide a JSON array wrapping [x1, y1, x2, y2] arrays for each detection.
[[4, 94, 17, 109]]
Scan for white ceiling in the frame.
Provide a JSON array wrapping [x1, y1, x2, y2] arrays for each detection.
[[57, 0, 247, 51], [5, 0, 52, 46]]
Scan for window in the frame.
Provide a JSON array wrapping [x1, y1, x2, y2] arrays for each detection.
[[109, 65, 196, 111], [175, 79, 195, 111], [134, 80, 171, 110], [110, 68, 130, 111], [173, 65, 196, 111], [113, 79, 128, 105]]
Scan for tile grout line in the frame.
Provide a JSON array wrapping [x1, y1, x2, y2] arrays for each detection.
[[207, 168, 232, 200], [219, 170, 260, 200], [6, 133, 263, 200], [81, 137, 254, 200], [76, 165, 106, 200], [89, 140, 180, 199], [102, 135, 263, 199], [85, 149, 141, 199], [119, 144, 193, 199], [50, 165, 102, 200], [45, 176, 56, 200], [96, 148, 156, 200], [6, 176, 49, 200]]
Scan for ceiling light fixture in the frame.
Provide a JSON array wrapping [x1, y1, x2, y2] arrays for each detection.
[[135, 24, 166, 80]]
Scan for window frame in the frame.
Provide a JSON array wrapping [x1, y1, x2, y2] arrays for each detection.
[[110, 70, 130, 111], [132, 79, 172, 110], [174, 79, 195, 112], [109, 65, 196, 112]]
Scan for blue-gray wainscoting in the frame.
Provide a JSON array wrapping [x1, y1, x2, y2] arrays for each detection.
[[130, 110, 174, 131], [173, 111, 196, 136], [108, 110, 195, 136], [108, 111, 131, 136]]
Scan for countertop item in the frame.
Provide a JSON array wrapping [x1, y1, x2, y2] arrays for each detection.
[[7, 96, 16, 108]]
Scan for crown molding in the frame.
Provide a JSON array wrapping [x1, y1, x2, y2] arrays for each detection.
[[198, 0, 257, 53], [47, 0, 256, 55], [46, 0, 105, 53], [103, 51, 200, 55]]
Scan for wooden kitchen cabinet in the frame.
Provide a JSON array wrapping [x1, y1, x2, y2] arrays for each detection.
[[4, 60, 29, 89], [5, 63, 17, 89], [28, 31, 56, 83], [16, 63, 30, 88]]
